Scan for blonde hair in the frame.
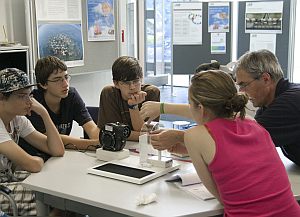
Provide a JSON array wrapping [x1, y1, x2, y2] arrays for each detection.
[[189, 70, 248, 119]]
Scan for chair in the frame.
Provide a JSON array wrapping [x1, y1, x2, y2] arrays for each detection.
[[84, 106, 99, 139], [0, 185, 18, 216]]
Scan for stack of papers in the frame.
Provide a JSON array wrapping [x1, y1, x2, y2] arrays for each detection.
[[166, 173, 215, 200]]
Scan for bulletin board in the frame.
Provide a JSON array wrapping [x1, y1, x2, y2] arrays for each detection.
[[172, 2, 232, 75]]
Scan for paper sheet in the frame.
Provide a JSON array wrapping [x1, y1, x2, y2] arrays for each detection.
[[166, 172, 201, 186], [166, 172, 215, 200], [175, 183, 215, 200]]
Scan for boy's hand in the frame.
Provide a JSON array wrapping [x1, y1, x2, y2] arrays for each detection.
[[27, 98, 47, 116], [128, 91, 147, 106]]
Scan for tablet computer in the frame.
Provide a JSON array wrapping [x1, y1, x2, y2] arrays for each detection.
[[87, 156, 180, 184]]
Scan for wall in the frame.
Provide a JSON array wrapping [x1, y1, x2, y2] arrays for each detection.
[[1, 0, 116, 107], [0, 0, 26, 44]]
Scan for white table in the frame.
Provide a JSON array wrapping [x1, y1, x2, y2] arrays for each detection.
[[22, 150, 223, 217], [277, 149, 300, 200], [22, 148, 300, 217]]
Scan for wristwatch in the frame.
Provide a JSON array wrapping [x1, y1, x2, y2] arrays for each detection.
[[128, 104, 139, 110]]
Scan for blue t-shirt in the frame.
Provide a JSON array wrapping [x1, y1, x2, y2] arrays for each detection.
[[28, 87, 92, 135], [19, 87, 92, 160]]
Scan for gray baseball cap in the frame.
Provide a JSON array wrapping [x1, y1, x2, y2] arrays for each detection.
[[0, 68, 36, 93]]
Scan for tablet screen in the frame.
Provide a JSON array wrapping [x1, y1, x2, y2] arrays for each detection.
[[93, 163, 154, 179]]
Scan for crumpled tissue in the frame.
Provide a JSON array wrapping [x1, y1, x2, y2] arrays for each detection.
[[136, 193, 157, 206]]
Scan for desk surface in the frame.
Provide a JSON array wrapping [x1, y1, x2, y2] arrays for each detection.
[[22, 150, 223, 217], [22, 148, 300, 217], [277, 149, 300, 200]]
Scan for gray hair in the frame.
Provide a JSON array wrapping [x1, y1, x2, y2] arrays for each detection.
[[234, 49, 283, 82]]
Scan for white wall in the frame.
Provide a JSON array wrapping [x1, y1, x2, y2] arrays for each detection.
[[0, 0, 10, 42], [69, 70, 113, 107], [0, 0, 26, 44]]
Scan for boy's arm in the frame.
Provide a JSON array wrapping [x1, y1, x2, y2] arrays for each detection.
[[0, 140, 44, 172], [82, 120, 100, 140], [25, 98, 64, 156], [128, 91, 147, 134], [127, 130, 141, 141], [60, 134, 100, 150]]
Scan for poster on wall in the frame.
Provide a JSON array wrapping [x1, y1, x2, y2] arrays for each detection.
[[35, 0, 84, 67], [208, 2, 230, 33], [172, 2, 203, 45], [87, 0, 115, 41], [249, 34, 276, 54], [211, 33, 226, 54], [245, 1, 283, 34]]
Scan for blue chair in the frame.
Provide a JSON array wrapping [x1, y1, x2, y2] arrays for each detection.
[[84, 106, 99, 139]]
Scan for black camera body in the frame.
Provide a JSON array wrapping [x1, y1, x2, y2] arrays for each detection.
[[100, 122, 131, 152]]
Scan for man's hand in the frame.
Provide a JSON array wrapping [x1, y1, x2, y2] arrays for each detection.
[[140, 101, 160, 123], [128, 91, 147, 106], [150, 129, 185, 151]]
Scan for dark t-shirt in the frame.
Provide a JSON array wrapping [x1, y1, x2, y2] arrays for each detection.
[[98, 84, 160, 130], [28, 87, 92, 135], [255, 78, 300, 166], [19, 87, 92, 160]]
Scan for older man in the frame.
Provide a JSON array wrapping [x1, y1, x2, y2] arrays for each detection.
[[235, 49, 300, 166]]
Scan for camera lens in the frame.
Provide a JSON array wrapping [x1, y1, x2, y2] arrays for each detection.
[[123, 126, 131, 138]]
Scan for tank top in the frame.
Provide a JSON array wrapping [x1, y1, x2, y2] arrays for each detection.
[[205, 118, 300, 217]]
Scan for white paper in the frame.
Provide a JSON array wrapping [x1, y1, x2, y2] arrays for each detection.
[[249, 33, 276, 54], [172, 3, 203, 45], [35, 0, 81, 21], [166, 172, 201, 186], [211, 33, 226, 54], [176, 183, 215, 201]]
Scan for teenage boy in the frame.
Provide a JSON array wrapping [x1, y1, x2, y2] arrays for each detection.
[[98, 56, 160, 141], [21, 56, 100, 155], [0, 68, 64, 216]]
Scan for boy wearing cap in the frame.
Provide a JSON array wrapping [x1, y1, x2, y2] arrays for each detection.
[[21, 56, 100, 156], [98, 56, 160, 141], [0, 68, 64, 216]]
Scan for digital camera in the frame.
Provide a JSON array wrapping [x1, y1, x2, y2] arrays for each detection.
[[100, 122, 131, 152]]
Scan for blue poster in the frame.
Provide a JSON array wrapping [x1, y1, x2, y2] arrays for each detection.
[[87, 0, 115, 41], [38, 23, 83, 62], [208, 3, 230, 32]]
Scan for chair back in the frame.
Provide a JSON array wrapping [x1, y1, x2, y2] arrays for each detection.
[[84, 106, 99, 139]]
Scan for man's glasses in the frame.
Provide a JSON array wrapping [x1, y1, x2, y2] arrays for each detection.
[[13, 93, 33, 102], [237, 76, 260, 90], [47, 74, 71, 85], [119, 79, 141, 87]]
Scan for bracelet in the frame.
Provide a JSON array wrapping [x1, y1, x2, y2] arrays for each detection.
[[160, 102, 165, 114], [128, 104, 138, 110]]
